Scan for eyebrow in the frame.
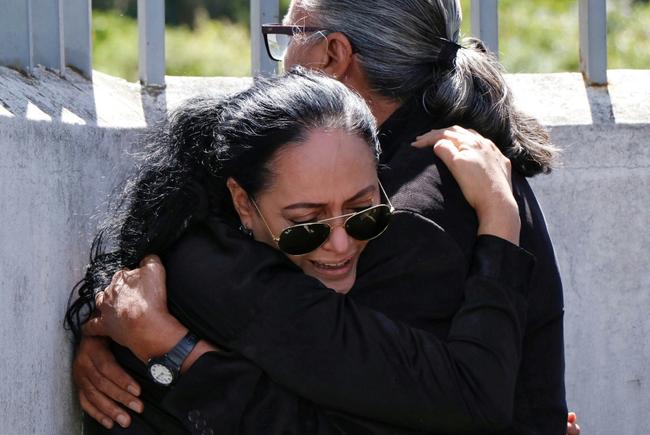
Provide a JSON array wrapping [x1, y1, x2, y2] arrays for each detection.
[[283, 185, 376, 211]]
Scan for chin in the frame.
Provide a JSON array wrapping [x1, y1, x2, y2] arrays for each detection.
[[324, 276, 355, 294]]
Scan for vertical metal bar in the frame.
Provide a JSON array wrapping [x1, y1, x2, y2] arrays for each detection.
[[0, 0, 34, 73], [32, 0, 65, 73], [579, 0, 607, 85], [251, 0, 279, 76], [471, 0, 499, 57], [63, 0, 92, 78], [138, 0, 166, 87]]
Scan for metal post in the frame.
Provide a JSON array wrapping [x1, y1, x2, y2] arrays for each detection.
[[471, 0, 499, 57], [251, 0, 279, 76], [0, 0, 33, 73], [32, 0, 65, 74], [138, 0, 166, 87], [579, 0, 607, 85], [63, 0, 92, 78]]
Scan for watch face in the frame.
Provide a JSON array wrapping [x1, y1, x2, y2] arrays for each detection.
[[149, 363, 174, 386]]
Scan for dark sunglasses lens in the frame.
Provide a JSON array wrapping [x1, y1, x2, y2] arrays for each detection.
[[345, 206, 393, 240], [278, 224, 330, 255]]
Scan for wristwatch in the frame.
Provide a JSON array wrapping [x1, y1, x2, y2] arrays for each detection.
[[147, 332, 199, 386]]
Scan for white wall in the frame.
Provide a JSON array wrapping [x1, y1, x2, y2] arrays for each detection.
[[0, 67, 648, 434]]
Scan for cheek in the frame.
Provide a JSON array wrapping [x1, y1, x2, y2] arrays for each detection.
[[284, 40, 323, 71], [249, 216, 276, 247], [287, 255, 308, 273], [284, 45, 306, 70], [355, 239, 370, 258]]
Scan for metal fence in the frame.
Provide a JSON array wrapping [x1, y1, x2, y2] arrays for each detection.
[[0, 0, 609, 86]]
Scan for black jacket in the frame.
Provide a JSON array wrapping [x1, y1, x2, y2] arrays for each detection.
[[106, 99, 565, 435]]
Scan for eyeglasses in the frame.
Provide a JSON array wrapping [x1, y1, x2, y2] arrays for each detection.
[[251, 181, 394, 256], [262, 24, 328, 62]]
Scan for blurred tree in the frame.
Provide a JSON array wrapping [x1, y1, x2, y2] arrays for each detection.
[[92, 0, 649, 80], [92, 0, 252, 27]]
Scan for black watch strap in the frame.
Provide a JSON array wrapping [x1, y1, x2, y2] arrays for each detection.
[[166, 332, 199, 370]]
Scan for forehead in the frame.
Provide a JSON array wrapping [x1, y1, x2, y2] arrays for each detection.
[[263, 128, 377, 206], [284, 1, 312, 25]]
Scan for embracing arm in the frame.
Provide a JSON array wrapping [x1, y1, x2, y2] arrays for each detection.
[[163, 225, 531, 432], [76, 128, 531, 432]]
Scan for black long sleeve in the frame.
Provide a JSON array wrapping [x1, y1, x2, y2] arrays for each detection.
[[162, 212, 533, 433]]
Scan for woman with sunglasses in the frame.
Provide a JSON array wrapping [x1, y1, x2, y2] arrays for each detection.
[[68, 68, 529, 434]]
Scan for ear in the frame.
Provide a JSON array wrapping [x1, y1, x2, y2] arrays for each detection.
[[226, 178, 255, 228], [321, 32, 355, 80]]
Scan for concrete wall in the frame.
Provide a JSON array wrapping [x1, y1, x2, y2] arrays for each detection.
[[0, 66, 648, 434]]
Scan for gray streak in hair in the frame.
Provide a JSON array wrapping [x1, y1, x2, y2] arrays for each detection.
[[298, 0, 558, 176]]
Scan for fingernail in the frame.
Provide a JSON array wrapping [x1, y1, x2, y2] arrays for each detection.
[[101, 418, 113, 429], [127, 384, 140, 396], [117, 414, 129, 428], [129, 401, 143, 413]]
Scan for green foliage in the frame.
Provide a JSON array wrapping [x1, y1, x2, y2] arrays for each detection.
[[92, 1, 649, 81], [164, 13, 250, 77], [460, 0, 650, 73], [92, 11, 140, 81], [92, 10, 250, 81]]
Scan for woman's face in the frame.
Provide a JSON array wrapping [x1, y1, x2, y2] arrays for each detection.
[[246, 128, 379, 294]]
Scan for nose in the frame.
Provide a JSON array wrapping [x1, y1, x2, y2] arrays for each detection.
[[322, 223, 352, 254]]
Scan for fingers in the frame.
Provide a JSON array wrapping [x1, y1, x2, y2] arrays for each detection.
[[82, 316, 105, 337], [90, 363, 143, 413], [140, 254, 166, 283], [79, 390, 115, 430], [73, 337, 143, 429], [567, 412, 580, 435], [432, 139, 460, 168], [411, 126, 477, 148], [140, 254, 161, 268], [567, 422, 581, 435], [78, 375, 133, 428], [93, 353, 142, 402]]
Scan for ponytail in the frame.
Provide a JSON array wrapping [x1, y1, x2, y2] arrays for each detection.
[[301, 0, 558, 176], [424, 38, 557, 176]]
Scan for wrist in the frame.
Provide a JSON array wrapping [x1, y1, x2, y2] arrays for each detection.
[[132, 314, 188, 363], [180, 340, 219, 374], [476, 198, 521, 245]]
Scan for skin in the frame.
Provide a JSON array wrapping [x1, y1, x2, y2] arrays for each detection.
[[228, 128, 380, 294], [283, 2, 401, 126]]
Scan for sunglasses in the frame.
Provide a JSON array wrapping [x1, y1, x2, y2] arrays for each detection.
[[262, 24, 327, 62], [251, 181, 394, 256]]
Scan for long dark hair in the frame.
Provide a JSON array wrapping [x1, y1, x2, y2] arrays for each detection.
[[65, 69, 380, 340], [300, 0, 558, 176]]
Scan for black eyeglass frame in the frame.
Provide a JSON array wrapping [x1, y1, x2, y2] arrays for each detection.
[[261, 24, 358, 62], [261, 24, 326, 62]]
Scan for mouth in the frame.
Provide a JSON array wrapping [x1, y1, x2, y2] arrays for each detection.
[[311, 258, 351, 269], [309, 257, 354, 278]]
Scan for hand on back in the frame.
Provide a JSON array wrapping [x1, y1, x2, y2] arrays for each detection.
[[412, 126, 521, 245]]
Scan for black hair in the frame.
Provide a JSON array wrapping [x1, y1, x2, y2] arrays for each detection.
[[64, 68, 379, 340]]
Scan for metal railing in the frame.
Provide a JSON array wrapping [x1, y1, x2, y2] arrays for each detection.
[[0, 0, 609, 86]]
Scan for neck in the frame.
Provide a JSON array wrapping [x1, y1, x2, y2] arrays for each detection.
[[338, 62, 401, 125], [365, 93, 402, 126]]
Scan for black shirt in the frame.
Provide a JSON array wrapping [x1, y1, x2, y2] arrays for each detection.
[[109, 98, 565, 434]]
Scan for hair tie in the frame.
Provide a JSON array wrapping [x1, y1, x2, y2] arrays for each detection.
[[435, 37, 462, 71]]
